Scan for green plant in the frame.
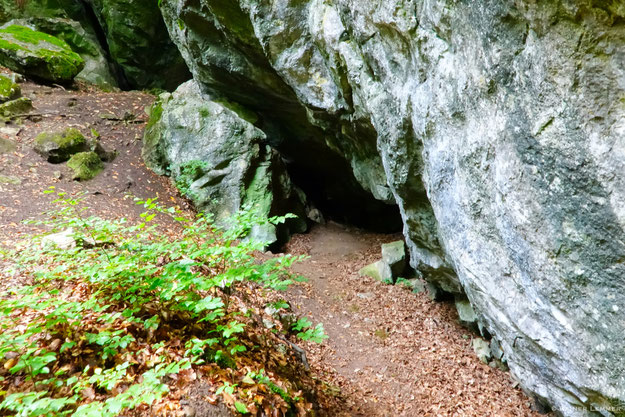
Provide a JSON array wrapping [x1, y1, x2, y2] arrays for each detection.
[[292, 318, 328, 344], [0, 187, 322, 416], [174, 160, 208, 200]]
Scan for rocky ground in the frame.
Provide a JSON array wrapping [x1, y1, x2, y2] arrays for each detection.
[[0, 79, 541, 416]]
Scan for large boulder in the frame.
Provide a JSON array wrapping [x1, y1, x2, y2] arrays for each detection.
[[3, 17, 116, 87], [160, 0, 625, 415], [143, 80, 308, 246], [159, 0, 402, 232], [0, 24, 84, 83]]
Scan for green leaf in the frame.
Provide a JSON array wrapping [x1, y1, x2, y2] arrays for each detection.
[[234, 401, 249, 414]]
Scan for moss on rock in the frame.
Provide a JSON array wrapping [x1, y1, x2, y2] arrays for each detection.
[[0, 74, 20, 102], [34, 127, 87, 163], [0, 96, 31, 116], [66, 151, 103, 181], [0, 24, 84, 83]]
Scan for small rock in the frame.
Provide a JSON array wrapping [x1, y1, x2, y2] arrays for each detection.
[[356, 292, 374, 299], [358, 261, 384, 282], [90, 139, 116, 162], [307, 207, 325, 224], [0, 74, 20, 103], [48, 339, 62, 351], [472, 338, 492, 364], [0, 126, 20, 136], [34, 128, 88, 163], [0, 174, 21, 185], [66, 151, 104, 181], [0, 97, 32, 117], [182, 405, 196, 417], [0, 137, 16, 154], [381, 240, 406, 278], [454, 295, 479, 330], [6, 72, 24, 83], [4, 351, 18, 360], [52, 170, 62, 179], [41, 228, 76, 250]]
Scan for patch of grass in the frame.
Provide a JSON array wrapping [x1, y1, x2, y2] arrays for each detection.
[[373, 329, 388, 340]]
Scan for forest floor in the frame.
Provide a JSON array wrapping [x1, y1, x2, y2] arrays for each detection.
[[0, 80, 541, 416]]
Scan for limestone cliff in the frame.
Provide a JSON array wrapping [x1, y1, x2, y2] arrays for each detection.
[[157, 1, 625, 415]]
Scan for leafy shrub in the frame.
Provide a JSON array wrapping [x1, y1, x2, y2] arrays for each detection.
[[0, 188, 324, 416]]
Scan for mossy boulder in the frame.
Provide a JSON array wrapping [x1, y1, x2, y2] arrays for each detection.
[[143, 81, 307, 248], [0, 74, 19, 102], [3, 18, 117, 87], [0, 24, 84, 83], [0, 96, 31, 117], [66, 151, 102, 181], [34, 127, 87, 163]]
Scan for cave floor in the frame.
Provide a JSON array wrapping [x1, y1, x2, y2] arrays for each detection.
[[0, 79, 541, 416]]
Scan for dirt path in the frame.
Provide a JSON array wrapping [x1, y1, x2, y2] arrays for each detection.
[[0, 79, 540, 416], [285, 224, 540, 416]]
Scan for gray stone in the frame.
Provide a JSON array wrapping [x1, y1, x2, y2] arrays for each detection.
[[472, 338, 492, 365], [0, 136, 14, 153], [454, 296, 479, 330], [381, 240, 406, 278], [142, 81, 307, 247], [160, 0, 625, 414], [358, 261, 385, 282], [41, 228, 76, 250]]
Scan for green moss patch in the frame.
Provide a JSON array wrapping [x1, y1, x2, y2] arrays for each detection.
[[0, 96, 31, 117], [0, 74, 20, 102], [34, 127, 87, 163], [0, 25, 84, 83], [66, 151, 103, 181]]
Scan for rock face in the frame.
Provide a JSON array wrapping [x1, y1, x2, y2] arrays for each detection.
[[0, 24, 84, 83], [85, 0, 189, 90], [159, 0, 625, 415], [143, 80, 307, 247]]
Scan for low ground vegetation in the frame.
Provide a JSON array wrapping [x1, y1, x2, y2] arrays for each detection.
[[0, 188, 326, 416]]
